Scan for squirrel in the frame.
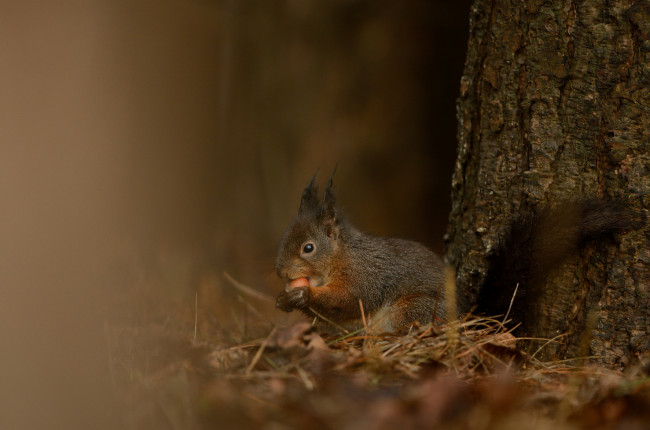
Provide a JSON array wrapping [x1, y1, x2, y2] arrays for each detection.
[[275, 172, 643, 333], [275, 173, 445, 332]]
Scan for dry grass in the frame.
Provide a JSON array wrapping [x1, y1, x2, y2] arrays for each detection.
[[106, 276, 650, 430]]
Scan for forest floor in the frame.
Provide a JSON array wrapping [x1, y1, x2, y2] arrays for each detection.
[[106, 274, 650, 430]]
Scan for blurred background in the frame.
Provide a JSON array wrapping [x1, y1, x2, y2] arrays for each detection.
[[0, 0, 469, 427]]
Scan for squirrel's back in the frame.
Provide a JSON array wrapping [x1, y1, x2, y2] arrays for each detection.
[[346, 233, 444, 300]]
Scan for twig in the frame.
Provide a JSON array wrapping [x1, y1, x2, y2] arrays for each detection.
[[246, 327, 277, 375], [530, 333, 568, 361], [326, 328, 365, 345], [236, 295, 266, 322], [227, 337, 268, 350], [224, 271, 275, 303], [381, 342, 402, 358], [242, 390, 275, 407], [444, 267, 459, 366], [296, 366, 315, 391], [359, 299, 368, 333], [194, 290, 198, 341], [501, 282, 519, 329], [308, 307, 349, 334]]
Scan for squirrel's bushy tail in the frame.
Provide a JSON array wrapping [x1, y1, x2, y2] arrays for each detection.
[[475, 199, 644, 332]]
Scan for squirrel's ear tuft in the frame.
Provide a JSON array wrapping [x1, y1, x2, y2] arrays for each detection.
[[320, 172, 339, 238], [299, 172, 320, 214]]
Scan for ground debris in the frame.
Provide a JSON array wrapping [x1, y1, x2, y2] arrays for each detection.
[[109, 309, 650, 430]]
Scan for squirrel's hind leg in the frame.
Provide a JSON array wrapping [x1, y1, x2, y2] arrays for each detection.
[[370, 293, 443, 334]]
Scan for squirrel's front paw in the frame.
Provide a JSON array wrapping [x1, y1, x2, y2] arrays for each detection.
[[276, 287, 309, 312]]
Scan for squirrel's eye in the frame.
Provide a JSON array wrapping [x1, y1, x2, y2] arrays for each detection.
[[302, 243, 315, 254]]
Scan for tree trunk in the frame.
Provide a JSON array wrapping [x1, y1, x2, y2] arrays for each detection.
[[445, 0, 649, 368]]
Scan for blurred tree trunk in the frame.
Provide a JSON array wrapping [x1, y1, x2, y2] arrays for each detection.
[[445, 0, 649, 368]]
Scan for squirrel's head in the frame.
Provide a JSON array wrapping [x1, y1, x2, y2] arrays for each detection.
[[276, 173, 342, 289]]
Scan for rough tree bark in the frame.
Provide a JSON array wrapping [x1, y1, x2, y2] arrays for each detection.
[[445, 0, 649, 368]]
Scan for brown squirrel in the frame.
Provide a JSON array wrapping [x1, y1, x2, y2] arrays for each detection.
[[275, 173, 445, 332], [276, 173, 642, 333]]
